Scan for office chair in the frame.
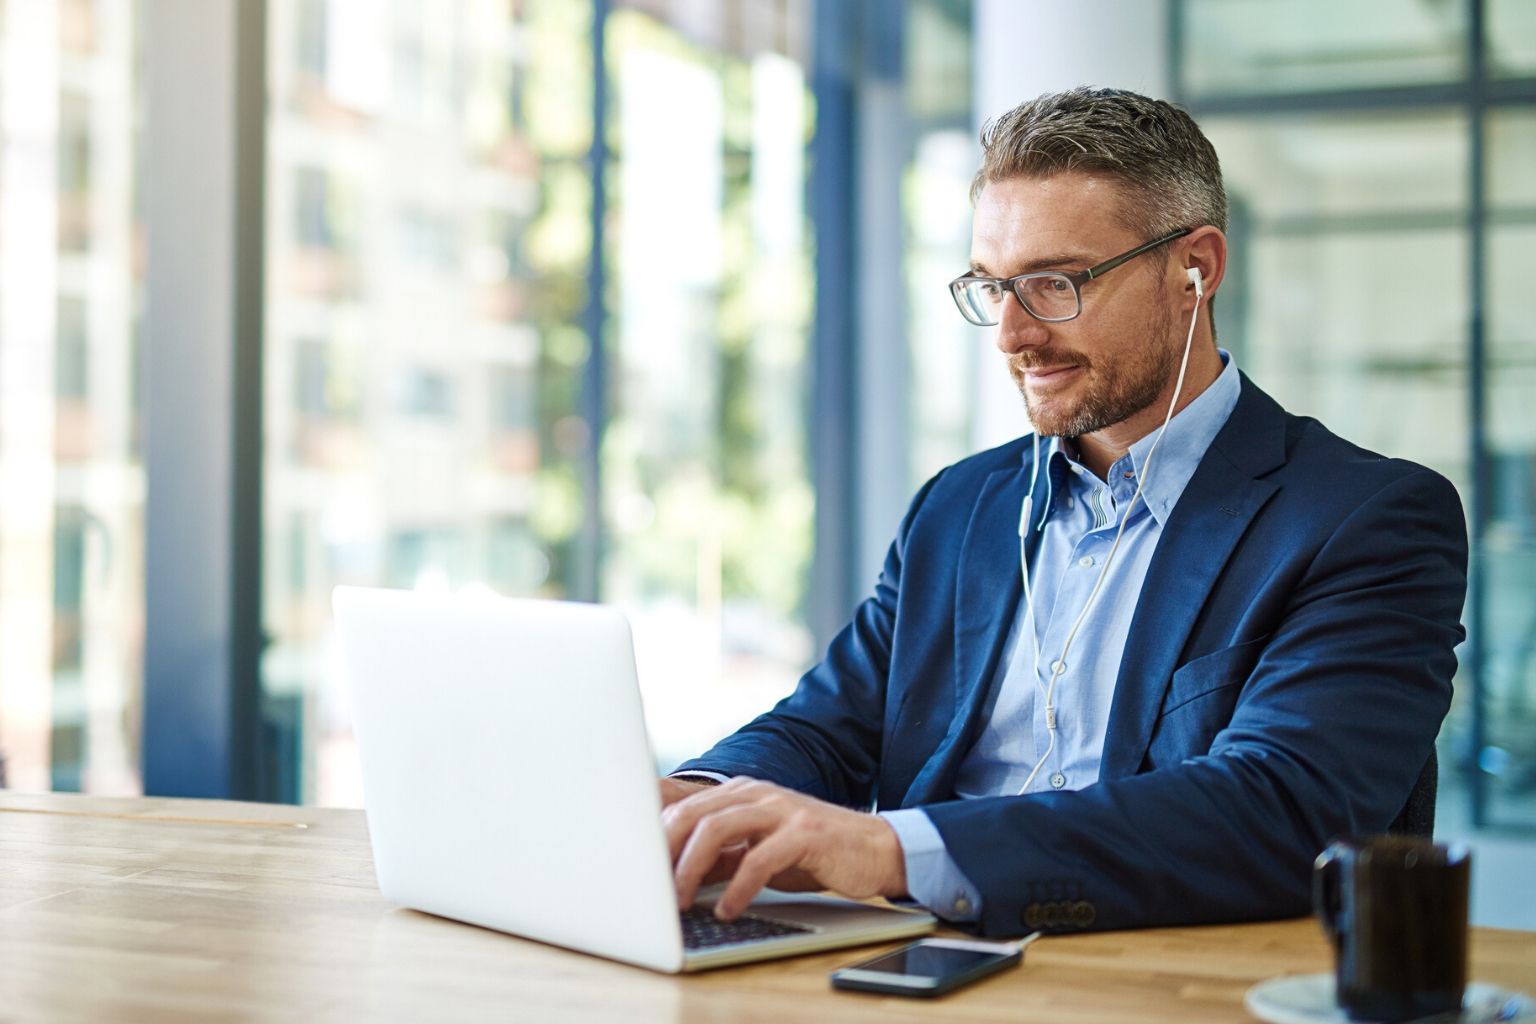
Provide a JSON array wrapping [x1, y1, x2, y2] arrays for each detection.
[[1387, 749, 1438, 839]]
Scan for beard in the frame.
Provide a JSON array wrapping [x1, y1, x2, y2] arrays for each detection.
[[1009, 304, 1179, 438]]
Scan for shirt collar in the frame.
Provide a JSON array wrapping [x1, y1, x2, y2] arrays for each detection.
[[1121, 350, 1239, 525], [1029, 350, 1240, 529]]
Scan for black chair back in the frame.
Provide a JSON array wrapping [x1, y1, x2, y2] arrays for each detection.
[[1387, 748, 1438, 838]]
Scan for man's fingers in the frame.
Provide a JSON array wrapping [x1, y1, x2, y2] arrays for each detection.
[[713, 831, 808, 920], [700, 844, 747, 886], [762, 865, 821, 893], [657, 777, 712, 808], [661, 776, 762, 860], [673, 802, 780, 910]]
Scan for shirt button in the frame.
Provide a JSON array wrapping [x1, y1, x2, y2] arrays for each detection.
[[1050, 773, 1066, 789], [1077, 555, 1094, 567], [1050, 659, 1066, 674], [953, 896, 972, 915], [1070, 465, 1083, 475]]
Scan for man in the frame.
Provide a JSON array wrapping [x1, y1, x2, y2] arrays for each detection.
[[659, 87, 1468, 937]]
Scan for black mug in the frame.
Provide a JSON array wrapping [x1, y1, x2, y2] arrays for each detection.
[[1313, 837, 1471, 1022]]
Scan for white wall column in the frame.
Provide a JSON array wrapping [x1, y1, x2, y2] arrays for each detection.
[[141, 0, 266, 798]]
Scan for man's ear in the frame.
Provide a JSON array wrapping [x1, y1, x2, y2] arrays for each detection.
[[1180, 226, 1226, 303]]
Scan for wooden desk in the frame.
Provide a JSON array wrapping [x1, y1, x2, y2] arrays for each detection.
[[2, 792, 1530, 1023]]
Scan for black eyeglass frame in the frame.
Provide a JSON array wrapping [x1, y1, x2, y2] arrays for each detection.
[[948, 227, 1194, 326]]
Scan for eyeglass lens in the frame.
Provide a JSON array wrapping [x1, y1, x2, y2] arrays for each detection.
[[954, 273, 1079, 326]]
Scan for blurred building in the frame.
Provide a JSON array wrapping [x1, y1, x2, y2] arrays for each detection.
[[259, 0, 827, 803], [0, 0, 141, 796]]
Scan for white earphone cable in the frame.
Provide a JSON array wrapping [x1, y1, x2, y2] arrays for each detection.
[[1014, 279, 1203, 795]]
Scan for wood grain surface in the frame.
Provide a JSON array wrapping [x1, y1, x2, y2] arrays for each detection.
[[2, 792, 1530, 1023]]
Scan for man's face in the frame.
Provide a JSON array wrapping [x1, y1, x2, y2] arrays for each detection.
[[969, 172, 1182, 439]]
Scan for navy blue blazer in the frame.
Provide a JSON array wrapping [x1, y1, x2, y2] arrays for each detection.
[[678, 375, 1468, 936]]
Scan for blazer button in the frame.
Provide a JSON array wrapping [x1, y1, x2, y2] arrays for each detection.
[[1023, 904, 1041, 928], [1041, 901, 1060, 928], [1073, 901, 1096, 927]]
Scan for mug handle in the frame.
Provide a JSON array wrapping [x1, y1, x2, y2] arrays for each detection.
[[1313, 842, 1348, 951]]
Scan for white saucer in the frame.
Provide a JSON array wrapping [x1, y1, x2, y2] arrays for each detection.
[[1244, 973, 1535, 1024]]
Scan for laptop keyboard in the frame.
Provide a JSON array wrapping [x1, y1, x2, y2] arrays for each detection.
[[680, 907, 815, 950]]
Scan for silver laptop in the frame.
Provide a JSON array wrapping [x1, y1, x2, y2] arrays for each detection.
[[333, 586, 935, 972]]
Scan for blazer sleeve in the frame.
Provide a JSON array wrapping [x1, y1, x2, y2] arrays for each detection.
[[923, 467, 1468, 936], [671, 469, 949, 807]]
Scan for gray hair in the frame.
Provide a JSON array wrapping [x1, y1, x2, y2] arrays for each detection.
[[972, 87, 1228, 239]]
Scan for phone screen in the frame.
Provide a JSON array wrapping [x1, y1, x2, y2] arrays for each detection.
[[851, 943, 1006, 979]]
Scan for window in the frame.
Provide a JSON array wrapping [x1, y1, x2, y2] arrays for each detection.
[[603, 2, 816, 768], [9, 1, 972, 807], [1179, 0, 1536, 829], [1201, 110, 1470, 491], [905, 0, 978, 483], [0, 0, 143, 796], [1183, 0, 1466, 96], [1489, 0, 1536, 78], [294, 167, 341, 251], [396, 365, 456, 419], [264, 0, 593, 804]]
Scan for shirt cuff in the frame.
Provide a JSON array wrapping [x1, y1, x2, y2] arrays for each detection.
[[878, 808, 983, 923], [667, 770, 731, 785]]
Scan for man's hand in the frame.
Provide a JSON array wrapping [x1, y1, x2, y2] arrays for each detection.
[[661, 776, 908, 921], [658, 776, 716, 808]]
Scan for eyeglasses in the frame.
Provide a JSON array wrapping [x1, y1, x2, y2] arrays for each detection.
[[948, 227, 1192, 326]]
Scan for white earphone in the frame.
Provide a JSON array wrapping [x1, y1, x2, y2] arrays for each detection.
[[1012, 266, 1205, 794]]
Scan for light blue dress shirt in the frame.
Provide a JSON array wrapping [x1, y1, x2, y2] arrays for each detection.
[[880, 352, 1241, 921]]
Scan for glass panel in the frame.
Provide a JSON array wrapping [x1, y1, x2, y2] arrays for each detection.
[[263, 0, 593, 805], [603, 3, 815, 771], [1238, 228, 1470, 483], [1209, 112, 1467, 220], [1483, 110, 1536, 826], [1203, 112, 1468, 466], [1182, 0, 1466, 97], [1489, 0, 1536, 78], [905, 0, 977, 484], [1489, 109, 1536, 210], [0, 0, 143, 795]]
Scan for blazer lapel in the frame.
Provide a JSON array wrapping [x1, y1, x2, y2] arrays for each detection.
[[904, 455, 1043, 805], [1099, 377, 1287, 780]]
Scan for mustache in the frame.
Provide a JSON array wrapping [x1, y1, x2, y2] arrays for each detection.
[[1009, 349, 1092, 372]]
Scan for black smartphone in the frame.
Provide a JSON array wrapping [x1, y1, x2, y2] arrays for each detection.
[[829, 937, 1023, 998]]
